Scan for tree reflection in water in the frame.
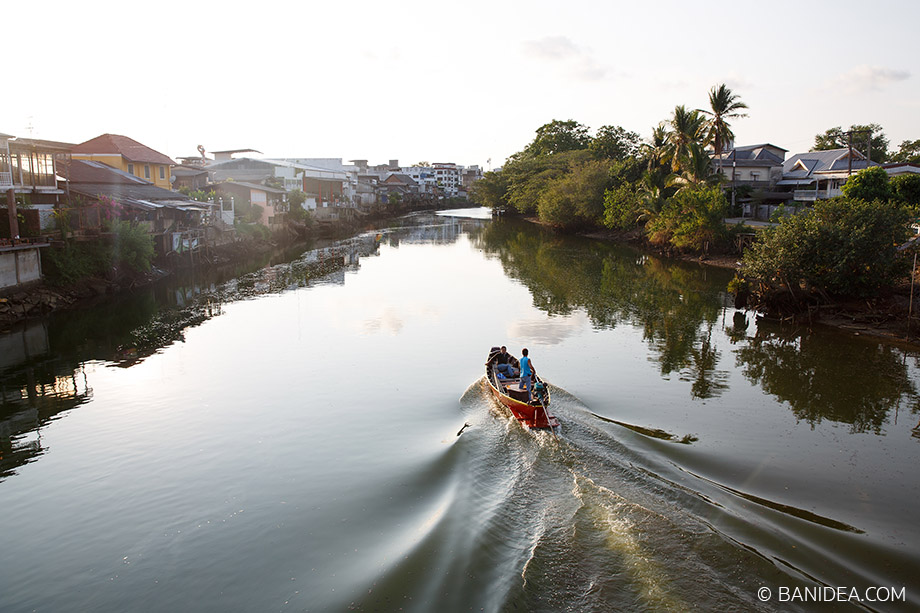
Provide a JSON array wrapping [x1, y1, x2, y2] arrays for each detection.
[[471, 221, 732, 399], [471, 220, 920, 425], [735, 320, 920, 434]]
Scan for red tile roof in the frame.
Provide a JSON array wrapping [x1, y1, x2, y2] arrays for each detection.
[[72, 134, 175, 165]]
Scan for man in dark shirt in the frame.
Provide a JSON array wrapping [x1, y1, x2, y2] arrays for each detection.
[[486, 346, 519, 377]]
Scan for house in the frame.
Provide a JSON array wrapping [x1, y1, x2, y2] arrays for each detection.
[[206, 157, 350, 212], [1, 132, 73, 236], [0, 132, 69, 289], [209, 180, 287, 229], [62, 159, 216, 256], [72, 134, 175, 190], [171, 164, 210, 192], [712, 143, 787, 188], [432, 162, 462, 197], [882, 162, 920, 177], [778, 148, 878, 202]]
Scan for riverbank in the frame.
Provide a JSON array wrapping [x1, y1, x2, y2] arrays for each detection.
[[0, 206, 460, 330], [577, 222, 920, 350]]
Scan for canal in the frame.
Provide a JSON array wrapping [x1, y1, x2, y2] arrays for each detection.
[[1, 209, 918, 612]]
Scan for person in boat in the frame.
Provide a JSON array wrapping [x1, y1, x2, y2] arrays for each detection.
[[519, 347, 535, 400], [486, 346, 519, 377]]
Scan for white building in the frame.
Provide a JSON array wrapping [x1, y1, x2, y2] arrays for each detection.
[[432, 162, 461, 197]]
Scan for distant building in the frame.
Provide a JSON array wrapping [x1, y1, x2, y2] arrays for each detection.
[[210, 180, 287, 229], [432, 162, 461, 197], [778, 148, 878, 202], [712, 143, 787, 189], [72, 134, 175, 190], [62, 159, 215, 256], [1, 132, 73, 237]]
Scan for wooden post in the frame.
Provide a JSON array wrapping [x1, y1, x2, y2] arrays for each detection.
[[6, 188, 18, 238], [909, 251, 917, 340]]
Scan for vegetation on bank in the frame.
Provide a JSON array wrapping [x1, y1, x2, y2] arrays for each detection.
[[470, 85, 751, 253], [470, 86, 920, 314], [44, 199, 156, 285], [731, 171, 919, 313]]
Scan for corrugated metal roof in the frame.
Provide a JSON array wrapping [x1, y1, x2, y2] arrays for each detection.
[[62, 159, 151, 184]]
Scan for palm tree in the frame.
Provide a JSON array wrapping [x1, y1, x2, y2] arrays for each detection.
[[665, 105, 707, 173], [668, 142, 720, 189], [700, 84, 748, 174], [641, 123, 671, 172]]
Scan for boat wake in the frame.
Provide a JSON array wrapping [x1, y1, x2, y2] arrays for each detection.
[[341, 379, 918, 612]]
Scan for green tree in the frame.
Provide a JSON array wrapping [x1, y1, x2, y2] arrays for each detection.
[[537, 159, 613, 229], [109, 219, 155, 273], [590, 125, 641, 161], [641, 123, 671, 172], [665, 105, 707, 173], [524, 119, 591, 157], [841, 166, 893, 202], [813, 124, 889, 163], [469, 171, 509, 210], [646, 185, 729, 252], [891, 173, 920, 206], [890, 139, 920, 164], [737, 198, 911, 305], [699, 83, 748, 173], [669, 142, 720, 188], [504, 149, 592, 215]]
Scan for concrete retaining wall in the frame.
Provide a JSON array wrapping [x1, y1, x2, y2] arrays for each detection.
[[0, 247, 43, 290]]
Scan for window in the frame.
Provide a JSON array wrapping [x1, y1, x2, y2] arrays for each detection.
[[127, 163, 134, 174], [159, 166, 165, 180], [750, 172, 759, 182], [144, 165, 150, 179]]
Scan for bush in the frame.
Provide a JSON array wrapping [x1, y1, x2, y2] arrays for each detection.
[[537, 159, 612, 229], [603, 183, 642, 230], [645, 186, 729, 252], [891, 173, 920, 206], [109, 219, 155, 272], [841, 166, 893, 202], [43, 242, 111, 284], [738, 198, 911, 303]]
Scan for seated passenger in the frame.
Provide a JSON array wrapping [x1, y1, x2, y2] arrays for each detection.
[[486, 345, 519, 377]]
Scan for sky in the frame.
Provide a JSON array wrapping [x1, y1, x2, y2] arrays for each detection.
[[7, 0, 919, 169]]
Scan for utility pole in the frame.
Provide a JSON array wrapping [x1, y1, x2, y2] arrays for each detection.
[[847, 131, 853, 176], [731, 149, 737, 217], [845, 129, 873, 176]]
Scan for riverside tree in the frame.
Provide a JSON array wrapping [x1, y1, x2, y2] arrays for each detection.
[[733, 198, 911, 310], [813, 123, 890, 162]]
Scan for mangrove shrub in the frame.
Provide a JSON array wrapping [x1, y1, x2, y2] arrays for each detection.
[[737, 198, 911, 303]]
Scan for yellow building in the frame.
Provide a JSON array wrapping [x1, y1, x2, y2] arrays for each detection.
[[72, 133, 175, 189]]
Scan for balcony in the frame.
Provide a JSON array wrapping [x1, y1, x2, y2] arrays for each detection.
[[794, 187, 842, 202], [0, 171, 11, 188]]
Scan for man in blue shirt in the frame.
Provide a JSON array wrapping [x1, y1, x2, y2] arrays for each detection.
[[519, 347, 535, 400]]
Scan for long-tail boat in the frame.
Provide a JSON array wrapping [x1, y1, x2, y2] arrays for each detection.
[[484, 346, 559, 429]]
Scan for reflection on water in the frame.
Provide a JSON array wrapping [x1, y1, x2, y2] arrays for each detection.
[[736, 319, 919, 433], [2, 209, 919, 612], [472, 222, 733, 399], [0, 320, 93, 480], [473, 219, 920, 426]]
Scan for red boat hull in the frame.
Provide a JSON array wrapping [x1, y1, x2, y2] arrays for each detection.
[[485, 373, 559, 429]]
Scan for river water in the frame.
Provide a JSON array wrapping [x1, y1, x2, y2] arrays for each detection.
[[1, 209, 919, 612]]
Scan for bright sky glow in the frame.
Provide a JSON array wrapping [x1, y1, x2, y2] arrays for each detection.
[[9, 0, 919, 167]]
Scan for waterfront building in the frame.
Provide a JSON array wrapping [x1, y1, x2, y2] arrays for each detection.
[[778, 148, 878, 202], [72, 134, 175, 190]]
